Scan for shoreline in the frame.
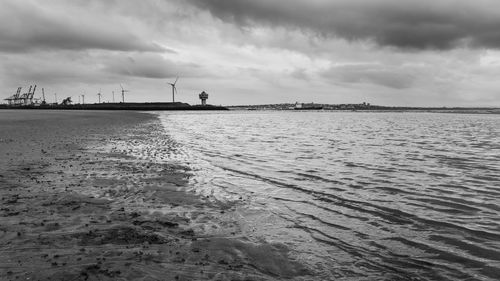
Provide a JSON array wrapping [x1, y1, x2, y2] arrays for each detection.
[[228, 108, 500, 114], [0, 110, 310, 280], [0, 103, 228, 111]]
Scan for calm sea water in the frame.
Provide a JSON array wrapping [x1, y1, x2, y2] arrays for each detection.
[[157, 111, 500, 280]]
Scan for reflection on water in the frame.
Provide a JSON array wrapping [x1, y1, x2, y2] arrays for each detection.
[[158, 111, 500, 280]]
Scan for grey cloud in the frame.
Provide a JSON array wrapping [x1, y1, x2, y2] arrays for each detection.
[[289, 68, 309, 80], [103, 53, 204, 79], [186, 0, 500, 50], [322, 64, 415, 89], [0, 1, 165, 53], [0, 51, 115, 87]]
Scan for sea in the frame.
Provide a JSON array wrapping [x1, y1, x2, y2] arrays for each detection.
[[157, 111, 500, 280]]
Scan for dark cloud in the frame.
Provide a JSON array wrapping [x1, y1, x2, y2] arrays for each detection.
[[186, 0, 500, 50], [0, 1, 165, 53]]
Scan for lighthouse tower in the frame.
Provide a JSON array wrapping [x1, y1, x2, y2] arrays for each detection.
[[199, 91, 208, 106]]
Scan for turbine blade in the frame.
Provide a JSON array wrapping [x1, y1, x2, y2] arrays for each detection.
[[174, 77, 179, 85]]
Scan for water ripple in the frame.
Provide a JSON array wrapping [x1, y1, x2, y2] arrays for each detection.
[[158, 111, 500, 280]]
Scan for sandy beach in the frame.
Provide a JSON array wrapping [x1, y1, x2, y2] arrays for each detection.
[[0, 110, 310, 281]]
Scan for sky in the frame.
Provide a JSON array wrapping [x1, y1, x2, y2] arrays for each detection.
[[1, 0, 500, 106]]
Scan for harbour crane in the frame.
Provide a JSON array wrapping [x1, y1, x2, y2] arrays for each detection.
[[26, 85, 36, 105], [42, 88, 46, 104], [61, 97, 72, 105]]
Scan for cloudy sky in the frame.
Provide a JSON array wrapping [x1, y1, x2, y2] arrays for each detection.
[[1, 0, 500, 106]]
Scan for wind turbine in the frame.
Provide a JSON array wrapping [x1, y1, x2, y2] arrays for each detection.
[[120, 84, 129, 103], [167, 77, 178, 103], [97, 89, 102, 103]]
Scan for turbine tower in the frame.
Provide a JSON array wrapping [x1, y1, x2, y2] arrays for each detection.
[[120, 84, 129, 103], [167, 77, 178, 103], [97, 89, 102, 103]]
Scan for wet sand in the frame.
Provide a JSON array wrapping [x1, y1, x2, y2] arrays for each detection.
[[0, 110, 310, 280]]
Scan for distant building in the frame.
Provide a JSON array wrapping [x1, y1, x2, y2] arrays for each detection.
[[294, 102, 323, 110]]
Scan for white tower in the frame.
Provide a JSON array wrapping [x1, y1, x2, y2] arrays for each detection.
[[199, 91, 208, 106]]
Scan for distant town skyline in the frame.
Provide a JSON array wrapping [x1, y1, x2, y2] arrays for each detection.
[[1, 0, 500, 106]]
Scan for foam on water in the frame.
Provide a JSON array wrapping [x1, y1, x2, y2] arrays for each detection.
[[157, 111, 500, 280]]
